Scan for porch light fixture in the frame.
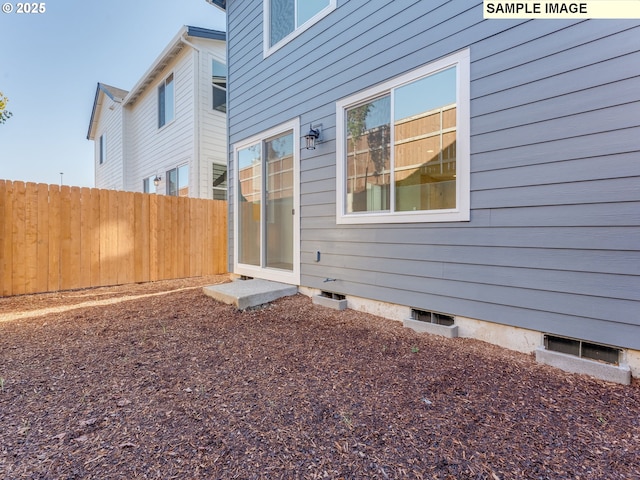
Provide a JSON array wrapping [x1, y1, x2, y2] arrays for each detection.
[[304, 124, 321, 150], [153, 175, 162, 186]]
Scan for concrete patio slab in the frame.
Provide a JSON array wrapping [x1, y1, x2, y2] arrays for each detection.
[[203, 278, 298, 310]]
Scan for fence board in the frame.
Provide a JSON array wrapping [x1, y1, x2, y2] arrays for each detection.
[[133, 193, 146, 283], [0, 180, 11, 296], [99, 188, 109, 287], [90, 188, 101, 287], [36, 183, 49, 293], [106, 189, 119, 286], [119, 191, 135, 285], [69, 187, 82, 290], [149, 194, 159, 282], [0, 181, 227, 297], [48, 185, 60, 292], [24, 183, 39, 294], [12, 182, 26, 295], [79, 187, 92, 288], [170, 196, 179, 279], [59, 186, 72, 291]]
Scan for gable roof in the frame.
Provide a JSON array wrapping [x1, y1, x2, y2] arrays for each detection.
[[87, 26, 225, 140], [124, 26, 225, 106], [86, 82, 129, 140], [205, 0, 226, 11]]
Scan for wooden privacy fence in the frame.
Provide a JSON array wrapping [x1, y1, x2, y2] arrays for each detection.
[[0, 180, 227, 297]]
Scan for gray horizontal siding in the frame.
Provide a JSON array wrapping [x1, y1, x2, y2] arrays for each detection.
[[226, 0, 640, 349]]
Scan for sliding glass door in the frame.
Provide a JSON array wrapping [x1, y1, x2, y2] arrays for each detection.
[[235, 121, 299, 284]]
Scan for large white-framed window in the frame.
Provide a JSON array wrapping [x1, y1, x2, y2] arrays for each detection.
[[264, 0, 336, 56], [336, 49, 470, 224], [158, 73, 175, 128], [233, 119, 300, 285]]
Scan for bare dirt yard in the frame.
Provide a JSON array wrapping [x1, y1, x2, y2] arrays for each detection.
[[0, 275, 638, 479]]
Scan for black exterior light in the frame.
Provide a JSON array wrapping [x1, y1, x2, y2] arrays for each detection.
[[304, 125, 321, 150], [153, 175, 162, 187]]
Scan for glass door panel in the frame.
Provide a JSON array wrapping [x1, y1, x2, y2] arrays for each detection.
[[265, 131, 294, 271], [237, 144, 261, 266]]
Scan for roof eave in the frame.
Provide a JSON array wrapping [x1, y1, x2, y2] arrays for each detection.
[[87, 83, 125, 140], [205, 0, 226, 12], [123, 26, 226, 106]]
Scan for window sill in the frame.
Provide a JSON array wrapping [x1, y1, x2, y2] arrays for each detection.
[[336, 209, 470, 225]]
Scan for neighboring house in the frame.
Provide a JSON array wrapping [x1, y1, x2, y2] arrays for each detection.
[[87, 26, 228, 199], [208, 1, 640, 381]]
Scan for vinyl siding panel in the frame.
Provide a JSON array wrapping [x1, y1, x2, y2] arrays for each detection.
[[196, 38, 227, 199], [94, 96, 124, 190], [226, 0, 640, 349], [126, 49, 195, 194], [92, 33, 226, 199]]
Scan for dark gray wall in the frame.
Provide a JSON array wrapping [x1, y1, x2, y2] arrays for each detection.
[[226, 0, 640, 349]]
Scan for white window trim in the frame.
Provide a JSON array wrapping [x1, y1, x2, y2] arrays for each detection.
[[158, 73, 176, 130], [210, 54, 227, 113], [232, 119, 300, 285], [335, 49, 470, 224], [166, 162, 190, 197], [263, 0, 336, 58]]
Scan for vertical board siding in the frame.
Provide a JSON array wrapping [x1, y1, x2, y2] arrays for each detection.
[[226, 0, 640, 349], [0, 180, 227, 297]]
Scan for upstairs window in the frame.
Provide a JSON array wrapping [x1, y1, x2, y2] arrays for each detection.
[[167, 164, 189, 197], [212, 60, 227, 113], [265, 0, 335, 55], [336, 50, 470, 224], [158, 73, 175, 128], [99, 134, 106, 164]]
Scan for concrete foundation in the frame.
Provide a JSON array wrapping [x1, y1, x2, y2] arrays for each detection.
[[455, 316, 541, 354], [312, 294, 348, 310], [296, 286, 639, 382], [403, 318, 459, 338], [536, 347, 631, 385]]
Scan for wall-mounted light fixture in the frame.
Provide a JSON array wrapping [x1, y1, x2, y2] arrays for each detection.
[[304, 124, 321, 150], [153, 175, 162, 187]]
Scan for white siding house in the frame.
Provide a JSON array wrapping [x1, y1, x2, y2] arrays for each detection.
[[209, 1, 640, 383], [87, 26, 227, 199]]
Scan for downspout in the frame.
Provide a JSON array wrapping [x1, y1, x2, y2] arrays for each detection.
[[180, 35, 202, 198]]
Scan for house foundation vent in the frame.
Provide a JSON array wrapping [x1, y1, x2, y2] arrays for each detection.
[[544, 335, 620, 365], [411, 309, 454, 327], [320, 291, 345, 301]]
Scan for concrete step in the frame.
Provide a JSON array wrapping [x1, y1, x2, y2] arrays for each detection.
[[203, 278, 298, 310]]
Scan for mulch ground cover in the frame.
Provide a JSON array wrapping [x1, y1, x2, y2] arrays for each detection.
[[0, 275, 638, 479]]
